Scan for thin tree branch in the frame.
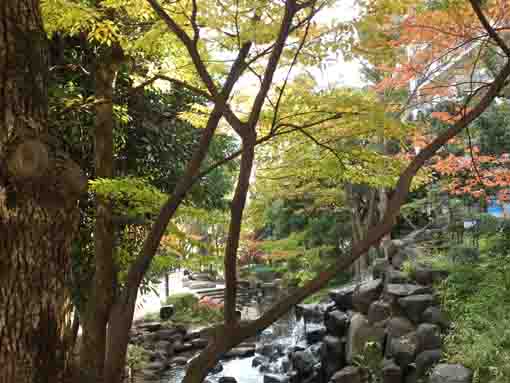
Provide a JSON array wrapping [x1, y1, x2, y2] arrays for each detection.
[[469, 0, 510, 57]]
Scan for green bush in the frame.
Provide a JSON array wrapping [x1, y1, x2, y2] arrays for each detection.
[[447, 245, 480, 264], [165, 293, 199, 311]]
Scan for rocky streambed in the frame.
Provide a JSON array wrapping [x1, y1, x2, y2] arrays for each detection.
[[129, 262, 473, 383]]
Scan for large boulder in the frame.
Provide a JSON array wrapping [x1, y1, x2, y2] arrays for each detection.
[[385, 284, 432, 298], [422, 306, 450, 330], [331, 366, 361, 383], [429, 364, 473, 383], [372, 258, 391, 279], [413, 266, 449, 286], [191, 338, 209, 349], [346, 313, 385, 363], [291, 348, 318, 376], [398, 294, 436, 323], [329, 284, 357, 310], [386, 316, 415, 338], [306, 323, 327, 344], [321, 335, 346, 379], [296, 304, 328, 323], [224, 346, 255, 358], [415, 349, 442, 377], [385, 269, 410, 284], [352, 279, 383, 314], [325, 310, 350, 337], [368, 300, 391, 325], [416, 323, 442, 353], [385, 316, 416, 355], [389, 332, 418, 368], [382, 359, 402, 383], [252, 355, 269, 367]]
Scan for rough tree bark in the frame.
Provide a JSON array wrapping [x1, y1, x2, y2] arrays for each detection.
[[79, 48, 122, 383], [0, 1, 85, 382]]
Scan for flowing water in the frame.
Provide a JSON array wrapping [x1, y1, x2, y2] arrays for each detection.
[[155, 293, 306, 383]]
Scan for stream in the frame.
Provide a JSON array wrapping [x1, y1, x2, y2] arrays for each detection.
[[154, 293, 307, 383]]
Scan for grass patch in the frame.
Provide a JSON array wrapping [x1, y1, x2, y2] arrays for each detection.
[[437, 252, 510, 383]]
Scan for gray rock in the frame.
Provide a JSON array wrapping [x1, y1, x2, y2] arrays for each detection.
[[184, 330, 203, 341], [306, 324, 326, 344], [391, 250, 408, 269], [256, 343, 286, 358], [429, 364, 473, 383], [352, 279, 383, 314], [331, 366, 361, 383], [329, 284, 357, 310], [321, 336, 346, 379], [219, 377, 237, 383], [390, 332, 418, 367], [414, 267, 449, 286], [368, 300, 391, 325], [170, 356, 188, 365], [382, 359, 402, 383], [422, 307, 450, 330], [346, 313, 385, 363], [174, 342, 194, 353], [416, 323, 441, 353], [398, 294, 436, 323], [224, 346, 255, 358], [144, 361, 166, 371], [415, 349, 442, 377], [188, 281, 217, 289], [325, 310, 350, 337], [155, 328, 183, 341], [385, 269, 410, 284], [291, 348, 318, 375], [191, 338, 209, 349], [296, 303, 327, 323], [373, 258, 391, 279], [252, 355, 269, 367], [387, 317, 416, 338], [211, 363, 223, 374], [264, 374, 290, 383], [159, 305, 175, 321], [138, 322, 162, 332], [385, 284, 432, 298], [405, 366, 419, 383], [190, 272, 213, 281]]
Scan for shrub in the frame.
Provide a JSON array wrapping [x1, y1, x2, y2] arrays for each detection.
[[126, 344, 149, 377], [447, 245, 480, 264], [165, 293, 199, 312]]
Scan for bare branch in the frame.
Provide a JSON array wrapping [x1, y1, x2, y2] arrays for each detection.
[[246, 0, 298, 130], [469, 0, 510, 57], [270, 2, 315, 132]]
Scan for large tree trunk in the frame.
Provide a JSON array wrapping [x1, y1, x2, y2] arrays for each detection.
[[0, 1, 82, 382], [79, 50, 121, 382]]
